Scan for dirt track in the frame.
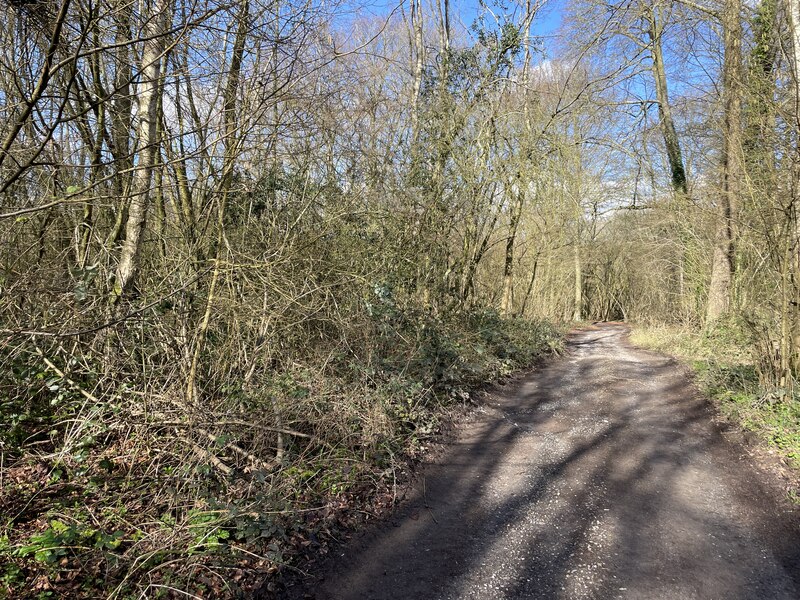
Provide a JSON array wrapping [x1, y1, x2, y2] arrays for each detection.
[[291, 324, 800, 599]]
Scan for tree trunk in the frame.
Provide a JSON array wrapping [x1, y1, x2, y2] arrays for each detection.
[[783, 0, 800, 383], [573, 244, 583, 321], [113, 0, 169, 300], [706, 0, 742, 323], [500, 0, 536, 319], [186, 0, 249, 405], [500, 191, 523, 317], [106, 0, 135, 249], [519, 252, 540, 317], [645, 5, 688, 195]]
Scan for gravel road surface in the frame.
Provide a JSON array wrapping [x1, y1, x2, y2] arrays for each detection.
[[293, 324, 800, 599]]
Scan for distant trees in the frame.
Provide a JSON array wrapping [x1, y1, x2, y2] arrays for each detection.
[[549, 0, 800, 388]]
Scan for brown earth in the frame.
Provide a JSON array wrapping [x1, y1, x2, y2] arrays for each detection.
[[283, 323, 800, 599]]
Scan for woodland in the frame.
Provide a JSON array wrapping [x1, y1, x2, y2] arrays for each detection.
[[1, 0, 799, 596]]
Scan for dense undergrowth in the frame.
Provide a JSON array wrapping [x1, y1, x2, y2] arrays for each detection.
[[630, 320, 800, 477], [0, 306, 562, 599]]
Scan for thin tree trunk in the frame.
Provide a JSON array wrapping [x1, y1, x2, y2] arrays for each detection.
[[78, 25, 105, 269], [460, 195, 500, 304], [519, 251, 540, 317], [408, 0, 427, 305], [500, 0, 536, 318], [106, 0, 134, 249], [783, 0, 800, 383], [409, 0, 424, 147], [645, 5, 688, 195], [419, 0, 451, 309], [185, 0, 249, 406], [500, 190, 523, 317], [113, 0, 169, 300], [167, 68, 196, 246], [573, 244, 583, 321]]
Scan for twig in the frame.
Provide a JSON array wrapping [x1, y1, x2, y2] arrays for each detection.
[[183, 438, 232, 476], [142, 585, 203, 600], [2, 266, 212, 338], [35, 347, 101, 404], [197, 428, 275, 471]]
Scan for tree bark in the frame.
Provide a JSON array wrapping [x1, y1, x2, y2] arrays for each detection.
[[410, 0, 424, 142], [783, 0, 800, 383], [113, 0, 169, 300], [519, 251, 540, 317], [500, 0, 536, 318], [645, 5, 688, 195], [706, 0, 742, 323], [185, 0, 249, 405], [106, 0, 135, 249], [574, 244, 583, 321], [500, 190, 523, 317]]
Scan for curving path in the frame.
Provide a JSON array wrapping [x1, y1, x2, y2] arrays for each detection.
[[293, 324, 800, 599]]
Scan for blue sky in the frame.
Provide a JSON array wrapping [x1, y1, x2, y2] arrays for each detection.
[[350, 0, 566, 56]]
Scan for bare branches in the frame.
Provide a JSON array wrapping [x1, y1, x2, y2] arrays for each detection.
[[673, 0, 721, 19], [0, 0, 72, 172]]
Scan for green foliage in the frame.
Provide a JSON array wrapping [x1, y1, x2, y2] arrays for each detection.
[[0, 355, 52, 448], [365, 293, 562, 399], [702, 315, 755, 354], [185, 510, 231, 553], [68, 264, 99, 303], [0, 347, 105, 454], [13, 519, 125, 564]]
